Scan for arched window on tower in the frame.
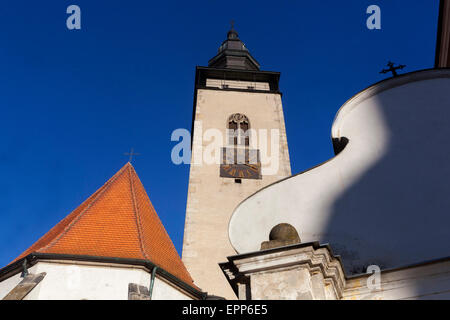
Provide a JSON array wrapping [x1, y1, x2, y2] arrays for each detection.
[[227, 113, 250, 146], [221, 113, 261, 180]]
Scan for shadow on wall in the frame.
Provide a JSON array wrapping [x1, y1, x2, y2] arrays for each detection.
[[323, 73, 450, 298]]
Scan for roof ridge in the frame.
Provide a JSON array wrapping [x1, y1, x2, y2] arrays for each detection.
[[39, 164, 131, 253], [130, 166, 187, 267], [127, 164, 151, 261]]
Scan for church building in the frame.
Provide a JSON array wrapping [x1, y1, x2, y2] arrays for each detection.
[[0, 163, 204, 300], [1, 1, 450, 300]]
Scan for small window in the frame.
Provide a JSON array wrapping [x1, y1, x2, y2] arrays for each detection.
[[227, 113, 250, 147], [234, 179, 242, 184]]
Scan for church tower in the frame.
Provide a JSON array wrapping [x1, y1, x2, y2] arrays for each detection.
[[182, 27, 292, 299]]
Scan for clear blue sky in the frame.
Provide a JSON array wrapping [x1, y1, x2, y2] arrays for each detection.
[[0, 1, 439, 267]]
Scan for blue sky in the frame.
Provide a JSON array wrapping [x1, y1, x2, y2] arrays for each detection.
[[0, 1, 439, 267]]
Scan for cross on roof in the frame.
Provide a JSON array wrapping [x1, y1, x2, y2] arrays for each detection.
[[124, 148, 140, 162], [380, 61, 406, 77]]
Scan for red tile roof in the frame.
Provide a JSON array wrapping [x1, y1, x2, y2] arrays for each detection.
[[12, 162, 195, 287]]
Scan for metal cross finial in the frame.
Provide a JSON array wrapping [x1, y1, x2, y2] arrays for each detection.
[[230, 20, 235, 30], [124, 148, 140, 163], [380, 61, 406, 77]]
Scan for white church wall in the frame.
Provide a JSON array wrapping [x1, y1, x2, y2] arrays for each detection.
[[228, 69, 450, 279], [151, 277, 193, 300], [24, 261, 149, 299], [0, 261, 194, 300], [343, 259, 450, 300]]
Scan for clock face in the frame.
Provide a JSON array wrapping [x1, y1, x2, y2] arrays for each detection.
[[220, 148, 261, 180], [220, 163, 261, 179]]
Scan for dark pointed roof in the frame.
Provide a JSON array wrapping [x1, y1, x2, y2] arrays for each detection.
[[208, 26, 260, 71]]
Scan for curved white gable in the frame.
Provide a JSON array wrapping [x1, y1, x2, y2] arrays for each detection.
[[229, 69, 450, 274]]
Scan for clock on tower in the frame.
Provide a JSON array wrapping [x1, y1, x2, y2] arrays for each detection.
[[220, 113, 261, 180], [220, 147, 261, 180]]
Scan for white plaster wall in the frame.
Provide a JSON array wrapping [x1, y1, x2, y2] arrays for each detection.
[[229, 69, 450, 276], [343, 259, 450, 300], [0, 261, 194, 300], [151, 277, 192, 300]]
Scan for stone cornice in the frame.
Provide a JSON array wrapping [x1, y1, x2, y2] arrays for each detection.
[[220, 242, 346, 299]]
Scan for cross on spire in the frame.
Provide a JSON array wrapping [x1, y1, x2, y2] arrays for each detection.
[[380, 61, 406, 77], [124, 148, 140, 163], [230, 20, 235, 30]]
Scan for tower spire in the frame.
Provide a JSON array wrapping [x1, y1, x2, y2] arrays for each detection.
[[208, 24, 260, 70]]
